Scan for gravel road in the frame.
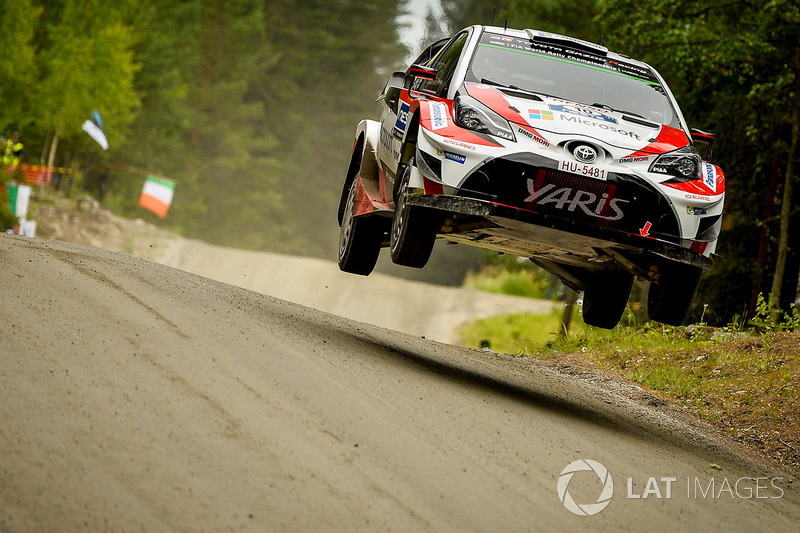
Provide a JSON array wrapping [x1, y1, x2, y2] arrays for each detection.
[[154, 238, 555, 345], [1, 235, 797, 532]]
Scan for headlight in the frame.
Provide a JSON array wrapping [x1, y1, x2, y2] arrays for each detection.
[[649, 147, 701, 181], [454, 95, 515, 142]]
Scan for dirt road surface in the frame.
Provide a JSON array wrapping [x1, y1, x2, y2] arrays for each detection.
[[1, 235, 798, 532], [154, 238, 554, 345]]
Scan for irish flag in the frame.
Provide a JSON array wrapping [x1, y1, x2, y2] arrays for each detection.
[[139, 175, 175, 218]]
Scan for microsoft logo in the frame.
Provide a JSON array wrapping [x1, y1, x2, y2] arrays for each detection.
[[529, 109, 554, 120]]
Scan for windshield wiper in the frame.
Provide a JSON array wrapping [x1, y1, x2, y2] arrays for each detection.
[[590, 102, 661, 128], [480, 78, 545, 101], [591, 102, 645, 119]]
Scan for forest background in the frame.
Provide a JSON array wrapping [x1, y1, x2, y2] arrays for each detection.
[[0, 0, 798, 325]]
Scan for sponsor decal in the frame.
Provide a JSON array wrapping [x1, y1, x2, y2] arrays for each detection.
[[687, 206, 707, 216], [481, 32, 663, 86], [524, 180, 627, 220], [518, 126, 551, 147], [529, 109, 554, 121], [393, 101, 411, 139], [430, 102, 448, 130], [380, 124, 401, 161], [702, 163, 717, 192], [550, 104, 618, 124], [440, 138, 477, 151], [685, 193, 711, 202], [560, 115, 641, 140], [379, 125, 393, 151], [437, 149, 466, 164], [620, 156, 651, 163]]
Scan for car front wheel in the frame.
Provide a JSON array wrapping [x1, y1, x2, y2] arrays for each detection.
[[390, 159, 437, 268], [338, 178, 383, 276], [648, 262, 702, 326], [582, 271, 634, 329]]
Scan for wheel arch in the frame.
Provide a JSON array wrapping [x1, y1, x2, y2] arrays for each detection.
[[393, 108, 422, 200], [338, 120, 380, 226]]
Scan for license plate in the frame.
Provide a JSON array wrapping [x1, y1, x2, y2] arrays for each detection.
[[558, 159, 607, 180]]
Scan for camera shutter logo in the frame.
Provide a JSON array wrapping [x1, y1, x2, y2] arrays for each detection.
[[557, 459, 614, 516]]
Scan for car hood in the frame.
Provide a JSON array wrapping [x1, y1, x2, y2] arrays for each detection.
[[463, 82, 689, 154]]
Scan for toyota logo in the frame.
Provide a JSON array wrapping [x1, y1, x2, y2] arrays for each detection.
[[573, 145, 598, 164]]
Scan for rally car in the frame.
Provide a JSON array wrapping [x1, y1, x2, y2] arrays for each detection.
[[337, 25, 724, 329]]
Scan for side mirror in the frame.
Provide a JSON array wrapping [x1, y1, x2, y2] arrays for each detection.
[[405, 64, 437, 89], [691, 128, 715, 162], [409, 64, 437, 80]]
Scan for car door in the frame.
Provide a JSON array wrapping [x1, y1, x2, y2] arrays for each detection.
[[376, 40, 448, 188], [377, 34, 468, 200]]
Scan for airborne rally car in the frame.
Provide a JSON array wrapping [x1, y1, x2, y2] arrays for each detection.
[[337, 26, 725, 329]]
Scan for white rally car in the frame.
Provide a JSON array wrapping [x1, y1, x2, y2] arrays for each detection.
[[337, 25, 724, 329]]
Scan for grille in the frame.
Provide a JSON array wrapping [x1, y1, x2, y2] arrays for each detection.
[[459, 157, 680, 241]]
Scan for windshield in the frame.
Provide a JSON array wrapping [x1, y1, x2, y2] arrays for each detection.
[[467, 32, 681, 128]]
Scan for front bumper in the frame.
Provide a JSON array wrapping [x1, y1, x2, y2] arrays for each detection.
[[408, 194, 713, 273]]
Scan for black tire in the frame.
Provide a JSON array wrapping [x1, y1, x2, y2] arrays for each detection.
[[582, 271, 635, 329], [389, 159, 437, 268], [648, 262, 702, 326], [338, 179, 383, 276]]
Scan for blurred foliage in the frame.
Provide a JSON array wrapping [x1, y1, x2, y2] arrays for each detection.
[[464, 254, 554, 299], [1, 0, 406, 256], [458, 309, 571, 354]]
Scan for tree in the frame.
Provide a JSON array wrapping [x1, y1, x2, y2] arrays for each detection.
[[0, 0, 41, 135], [498, 0, 800, 323], [595, 0, 800, 320], [34, 0, 140, 184]]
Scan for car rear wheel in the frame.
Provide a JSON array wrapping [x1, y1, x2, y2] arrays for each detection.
[[338, 178, 383, 276], [390, 159, 437, 268], [582, 271, 634, 329], [648, 262, 702, 326]]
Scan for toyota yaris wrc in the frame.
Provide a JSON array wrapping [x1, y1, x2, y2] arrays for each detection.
[[337, 25, 725, 329]]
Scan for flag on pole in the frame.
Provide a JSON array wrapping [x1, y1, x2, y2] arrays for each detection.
[[92, 109, 104, 130], [82, 119, 108, 150], [139, 175, 175, 218]]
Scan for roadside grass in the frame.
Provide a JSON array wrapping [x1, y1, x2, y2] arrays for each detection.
[[463, 267, 549, 299], [458, 308, 800, 471], [458, 310, 564, 354]]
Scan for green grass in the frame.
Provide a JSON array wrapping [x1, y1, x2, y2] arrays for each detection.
[[458, 311, 563, 355], [463, 268, 550, 299]]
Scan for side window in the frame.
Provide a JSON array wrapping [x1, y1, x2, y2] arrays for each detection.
[[417, 32, 468, 97], [411, 37, 449, 67]]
